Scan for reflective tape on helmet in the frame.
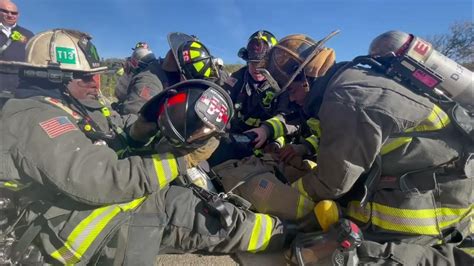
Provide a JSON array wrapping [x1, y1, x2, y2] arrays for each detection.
[[291, 178, 309, 198], [193, 61, 205, 72], [381, 104, 450, 155], [306, 118, 321, 137], [347, 201, 473, 235], [296, 194, 315, 220], [265, 117, 284, 139], [245, 117, 261, 127], [50, 197, 146, 264], [190, 50, 201, 59], [304, 135, 319, 153], [190, 42, 202, 48], [152, 153, 179, 189], [247, 213, 273, 253], [204, 67, 211, 78]]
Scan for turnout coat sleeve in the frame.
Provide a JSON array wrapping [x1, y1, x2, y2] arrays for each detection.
[[4, 98, 181, 205], [122, 69, 164, 115], [302, 100, 385, 200], [300, 67, 433, 201]]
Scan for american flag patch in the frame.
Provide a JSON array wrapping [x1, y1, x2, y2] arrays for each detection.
[[253, 178, 274, 201], [39, 116, 78, 138]]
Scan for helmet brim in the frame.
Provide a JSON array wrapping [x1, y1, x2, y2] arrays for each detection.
[[0, 60, 108, 75]]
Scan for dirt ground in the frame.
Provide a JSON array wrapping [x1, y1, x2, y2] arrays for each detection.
[[155, 252, 287, 266], [155, 254, 238, 266]]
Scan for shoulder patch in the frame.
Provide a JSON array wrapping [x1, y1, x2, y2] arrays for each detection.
[[225, 77, 238, 87], [39, 116, 78, 138], [139, 86, 152, 100]]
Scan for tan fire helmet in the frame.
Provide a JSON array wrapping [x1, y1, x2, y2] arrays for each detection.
[[20, 29, 107, 74], [263, 31, 339, 91]]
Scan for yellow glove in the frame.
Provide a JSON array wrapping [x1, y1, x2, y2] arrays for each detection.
[[184, 137, 220, 168]]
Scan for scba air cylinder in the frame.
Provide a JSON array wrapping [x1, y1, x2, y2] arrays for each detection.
[[369, 30, 473, 111]]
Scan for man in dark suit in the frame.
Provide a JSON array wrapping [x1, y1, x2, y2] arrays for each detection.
[[0, 0, 33, 93]]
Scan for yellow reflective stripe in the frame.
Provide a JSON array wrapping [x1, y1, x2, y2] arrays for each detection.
[[347, 201, 473, 235], [381, 137, 412, 155], [1, 180, 30, 191], [414, 105, 450, 131], [296, 195, 314, 219], [245, 117, 260, 126], [193, 61, 205, 72], [304, 159, 317, 169], [460, 247, 474, 256], [305, 135, 319, 152], [204, 67, 211, 77], [381, 105, 450, 155], [247, 214, 273, 253], [51, 197, 146, 264], [266, 117, 284, 139], [190, 42, 201, 48], [4, 181, 18, 188], [291, 178, 309, 198], [275, 136, 285, 146], [306, 118, 321, 137], [152, 153, 179, 189], [190, 50, 201, 59]]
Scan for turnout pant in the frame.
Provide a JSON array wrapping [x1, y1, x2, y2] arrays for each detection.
[[356, 240, 472, 265], [94, 185, 289, 265]]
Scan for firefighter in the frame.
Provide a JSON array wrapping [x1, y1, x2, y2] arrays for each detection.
[[247, 32, 473, 264], [207, 31, 316, 222], [208, 30, 301, 167], [225, 30, 298, 136], [114, 41, 172, 115], [0, 29, 295, 265]]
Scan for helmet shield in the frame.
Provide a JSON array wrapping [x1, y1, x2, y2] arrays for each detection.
[[167, 32, 195, 75], [151, 80, 233, 148]]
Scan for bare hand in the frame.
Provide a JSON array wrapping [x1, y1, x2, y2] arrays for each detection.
[[244, 127, 268, 148]]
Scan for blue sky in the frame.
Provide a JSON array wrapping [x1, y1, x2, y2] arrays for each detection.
[[15, 0, 473, 64]]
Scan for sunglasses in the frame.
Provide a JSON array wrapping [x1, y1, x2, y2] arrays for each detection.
[[0, 8, 18, 15]]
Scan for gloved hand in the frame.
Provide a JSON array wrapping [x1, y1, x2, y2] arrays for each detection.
[[244, 126, 269, 148], [279, 144, 309, 163], [184, 136, 220, 168], [129, 115, 158, 142]]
